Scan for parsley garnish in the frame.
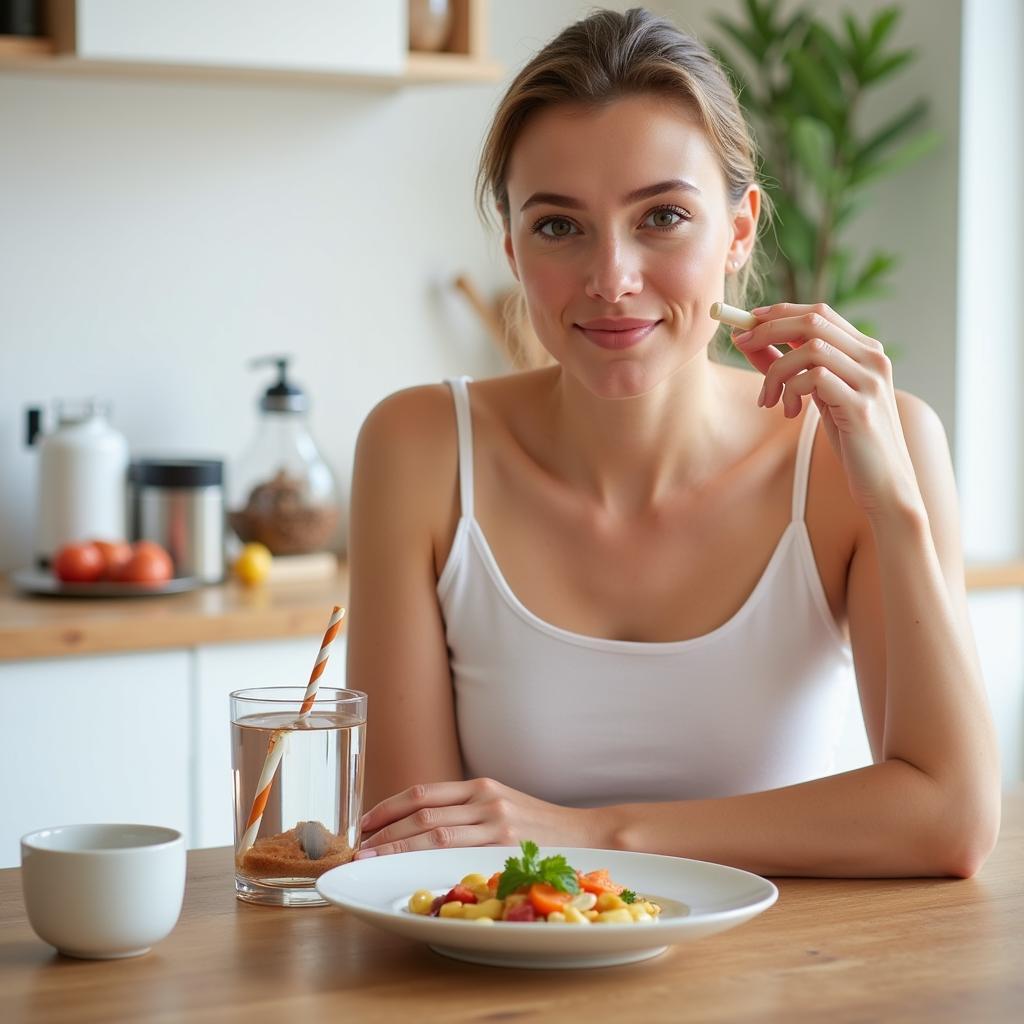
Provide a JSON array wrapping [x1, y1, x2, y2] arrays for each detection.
[[496, 840, 581, 900], [620, 890, 638, 904]]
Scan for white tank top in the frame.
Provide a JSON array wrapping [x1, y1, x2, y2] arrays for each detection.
[[437, 376, 857, 806]]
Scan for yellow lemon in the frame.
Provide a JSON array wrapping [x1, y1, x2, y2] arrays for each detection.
[[233, 543, 272, 586]]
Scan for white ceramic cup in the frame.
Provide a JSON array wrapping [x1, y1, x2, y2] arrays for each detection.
[[21, 823, 186, 959]]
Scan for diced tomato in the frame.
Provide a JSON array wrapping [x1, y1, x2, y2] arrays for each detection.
[[487, 871, 502, 892], [442, 884, 478, 906], [577, 869, 624, 896], [504, 901, 538, 923], [527, 883, 572, 917]]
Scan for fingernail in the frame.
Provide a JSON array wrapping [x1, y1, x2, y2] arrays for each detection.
[[733, 330, 753, 345], [752, 306, 770, 314], [360, 813, 371, 828], [354, 848, 378, 859]]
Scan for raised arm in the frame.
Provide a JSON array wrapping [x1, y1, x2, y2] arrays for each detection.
[[345, 386, 464, 809]]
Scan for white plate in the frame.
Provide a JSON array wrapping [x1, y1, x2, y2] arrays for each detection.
[[316, 846, 777, 969], [10, 568, 202, 599]]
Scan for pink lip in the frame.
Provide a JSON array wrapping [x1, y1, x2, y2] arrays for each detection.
[[575, 317, 661, 350]]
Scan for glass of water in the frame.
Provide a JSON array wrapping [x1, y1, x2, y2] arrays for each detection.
[[230, 686, 367, 907]]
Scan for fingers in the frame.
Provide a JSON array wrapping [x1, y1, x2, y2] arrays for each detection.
[[361, 801, 484, 850], [360, 780, 481, 834], [751, 302, 871, 344], [773, 363, 859, 419], [733, 309, 873, 364], [758, 339, 871, 413]]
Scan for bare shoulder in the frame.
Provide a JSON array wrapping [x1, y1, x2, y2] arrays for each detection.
[[352, 383, 461, 559]]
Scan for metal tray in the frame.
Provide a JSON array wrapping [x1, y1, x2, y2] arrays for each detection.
[[10, 568, 203, 599]]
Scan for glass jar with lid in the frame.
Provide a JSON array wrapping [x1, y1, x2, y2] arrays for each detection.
[[228, 356, 341, 556]]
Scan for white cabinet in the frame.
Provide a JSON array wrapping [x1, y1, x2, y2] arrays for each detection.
[[191, 635, 346, 849], [0, 650, 191, 868], [0, 634, 347, 867]]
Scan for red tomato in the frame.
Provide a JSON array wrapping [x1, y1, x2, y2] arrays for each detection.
[[115, 541, 174, 584], [53, 542, 105, 583], [442, 885, 478, 906], [577, 869, 624, 896], [503, 902, 537, 923], [92, 539, 132, 580]]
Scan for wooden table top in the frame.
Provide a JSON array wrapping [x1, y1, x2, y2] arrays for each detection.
[[0, 567, 350, 661], [2, 791, 1022, 1023]]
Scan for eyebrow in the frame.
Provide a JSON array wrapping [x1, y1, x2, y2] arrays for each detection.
[[519, 178, 702, 213]]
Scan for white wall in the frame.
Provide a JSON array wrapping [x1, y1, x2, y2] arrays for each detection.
[[0, 2, 1019, 781], [0, 0, 961, 573]]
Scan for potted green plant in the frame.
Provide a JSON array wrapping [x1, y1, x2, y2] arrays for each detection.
[[712, 0, 940, 347]]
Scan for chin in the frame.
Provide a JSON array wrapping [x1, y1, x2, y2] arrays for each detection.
[[578, 360, 659, 400]]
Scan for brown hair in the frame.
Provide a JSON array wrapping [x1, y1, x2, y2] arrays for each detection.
[[476, 7, 766, 367]]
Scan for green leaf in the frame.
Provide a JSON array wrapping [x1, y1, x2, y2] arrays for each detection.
[[853, 99, 928, 171], [538, 855, 580, 895], [808, 22, 850, 84], [866, 7, 902, 56], [860, 48, 914, 86], [849, 129, 941, 187], [520, 840, 539, 864], [621, 890, 638, 904], [786, 49, 843, 130], [791, 116, 835, 194], [843, 13, 866, 62], [712, 14, 767, 62]]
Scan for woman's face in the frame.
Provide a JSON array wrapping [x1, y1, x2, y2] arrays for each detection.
[[503, 93, 758, 399]]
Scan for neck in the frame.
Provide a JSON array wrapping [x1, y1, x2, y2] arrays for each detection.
[[541, 353, 734, 518]]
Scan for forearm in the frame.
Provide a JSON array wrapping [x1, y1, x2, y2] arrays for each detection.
[[595, 505, 1000, 878], [599, 760, 962, 877]]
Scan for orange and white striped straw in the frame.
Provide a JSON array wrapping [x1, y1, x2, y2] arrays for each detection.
[[237, 605, 346, 856]]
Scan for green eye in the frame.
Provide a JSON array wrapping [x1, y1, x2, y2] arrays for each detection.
[[540, 218, 575, 238], [646, 208, 685, 229]]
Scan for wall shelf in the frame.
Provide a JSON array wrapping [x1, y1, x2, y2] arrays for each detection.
[[0, 1, 503, 87]]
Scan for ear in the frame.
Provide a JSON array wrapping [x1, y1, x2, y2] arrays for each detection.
[[503, 227, 521, 283], [726, 184, 760, 273]]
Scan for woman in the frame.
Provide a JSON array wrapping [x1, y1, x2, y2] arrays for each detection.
[[346, 8, 999, 877]]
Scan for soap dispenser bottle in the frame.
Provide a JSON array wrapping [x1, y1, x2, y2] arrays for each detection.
[[227, 356, 341, 556]]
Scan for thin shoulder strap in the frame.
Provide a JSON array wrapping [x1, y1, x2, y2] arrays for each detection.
[[445, 376, 475, 519], [791, 400, 821, 523]]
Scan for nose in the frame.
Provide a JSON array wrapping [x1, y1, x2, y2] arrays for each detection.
[[583, 235, 643, 304]]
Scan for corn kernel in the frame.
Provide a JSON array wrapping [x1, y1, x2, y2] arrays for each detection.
[[463, 898, 504, 920], [628, 905, 653, 922], [546, 911, 567, 923], [460, 873, 488, 889], [563, 906, 589, 924], [596, 908, 633, 924], [407, 890, 435, 915], [583, 910, 599, 921], [471, 917, 495, 925], [595, 893, 627, 912], [439, 901, 465, 918]]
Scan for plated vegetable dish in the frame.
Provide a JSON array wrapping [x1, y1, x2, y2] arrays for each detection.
[[406, 841, 663, 925]]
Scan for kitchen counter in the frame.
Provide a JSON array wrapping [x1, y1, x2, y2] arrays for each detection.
[[0, 567, 349, 661], [1, 790, 1021, 1022], [1, 558, 1021, 662]]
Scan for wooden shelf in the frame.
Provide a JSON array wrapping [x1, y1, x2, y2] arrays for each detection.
[[965, 560, 1024, 591], [0, 0, 503, 87], [0, 35, 52, 59], [0, 45, 503, 87]]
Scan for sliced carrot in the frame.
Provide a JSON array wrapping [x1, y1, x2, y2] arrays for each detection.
[[528, 882, 572, 917], [577, 869, 624, 896]]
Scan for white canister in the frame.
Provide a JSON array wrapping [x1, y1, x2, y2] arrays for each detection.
[[31, 400, 130, 566]]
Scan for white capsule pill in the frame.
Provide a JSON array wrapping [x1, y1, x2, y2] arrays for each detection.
[[709, 301, 758, 331]]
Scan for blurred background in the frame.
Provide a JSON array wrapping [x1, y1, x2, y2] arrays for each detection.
[[0, 1, 1021, 863]]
